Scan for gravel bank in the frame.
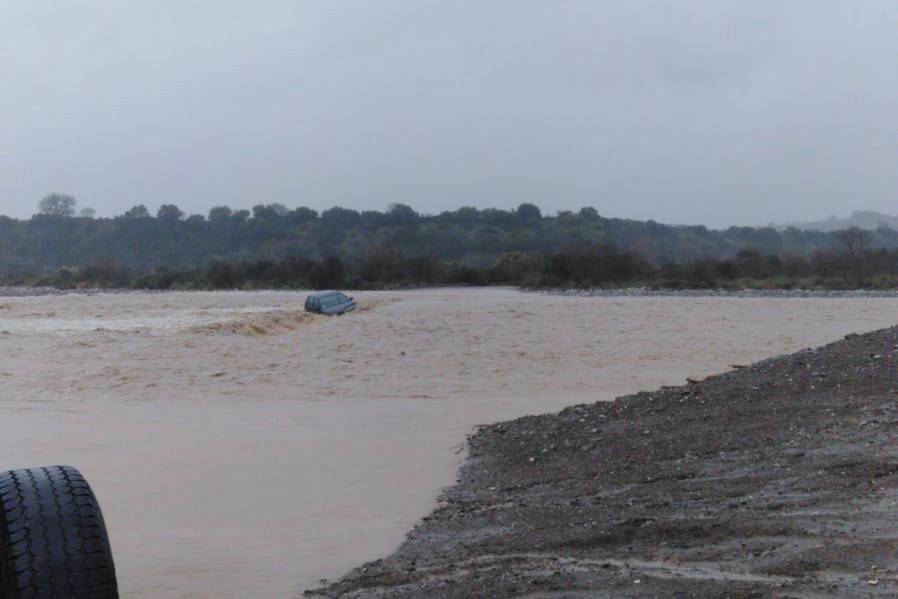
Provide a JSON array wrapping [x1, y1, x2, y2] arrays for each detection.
[[0, 286, 151, 297], [8, 286, 898, 299], [534, 287, 898, 298], [311, 326, 898, 597]]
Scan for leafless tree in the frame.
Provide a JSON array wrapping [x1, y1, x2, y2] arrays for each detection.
[[834, 226, 870, 287], [38, 193, 77, 217]]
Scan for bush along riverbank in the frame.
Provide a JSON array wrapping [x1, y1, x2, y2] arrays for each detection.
[[5, 240, 898, 292]]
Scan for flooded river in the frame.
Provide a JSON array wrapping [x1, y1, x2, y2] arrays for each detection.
[[2, 288, 897, 597]]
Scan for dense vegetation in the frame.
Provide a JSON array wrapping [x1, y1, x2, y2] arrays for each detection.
[[4, 235, 896, 291], [7, 199, 898, 278], [3, 197, 897, 290]]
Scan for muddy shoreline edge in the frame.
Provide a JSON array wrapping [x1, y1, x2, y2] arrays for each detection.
[[310, 325, 898, 598]]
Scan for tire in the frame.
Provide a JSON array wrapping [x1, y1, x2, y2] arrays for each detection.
[[0, 466, 118, 599]]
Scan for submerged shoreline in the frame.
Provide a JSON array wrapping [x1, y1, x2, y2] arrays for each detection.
[[312, 326, 898, 597]]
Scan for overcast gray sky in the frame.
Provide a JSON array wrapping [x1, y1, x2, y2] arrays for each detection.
[[1, 1, 895, 227]]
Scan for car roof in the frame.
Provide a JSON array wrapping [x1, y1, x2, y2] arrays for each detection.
[[308, 290, 342, 298]]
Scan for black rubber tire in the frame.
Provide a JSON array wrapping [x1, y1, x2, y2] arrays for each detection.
[[0, 466, 118, 599]]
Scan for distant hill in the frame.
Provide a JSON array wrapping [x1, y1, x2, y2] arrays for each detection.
[[4, 202, 898, 276], [778, 210, 898, 232]]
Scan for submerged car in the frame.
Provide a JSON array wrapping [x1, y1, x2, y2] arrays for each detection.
[[305, 290, 357, 315]]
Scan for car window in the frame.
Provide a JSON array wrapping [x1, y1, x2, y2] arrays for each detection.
[[319, 294, 345, 309]]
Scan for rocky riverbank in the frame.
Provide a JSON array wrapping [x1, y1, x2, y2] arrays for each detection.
[[533, 287, 898, 298], [0, 286, 154, 297], [9, 285, 898, 299], [311, 326, 898, 597]]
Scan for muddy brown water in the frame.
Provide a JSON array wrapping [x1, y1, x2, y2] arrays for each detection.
[[2, 288, 898, 597]]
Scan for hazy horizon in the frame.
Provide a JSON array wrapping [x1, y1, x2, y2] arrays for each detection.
[[2, 2, 896, 227]]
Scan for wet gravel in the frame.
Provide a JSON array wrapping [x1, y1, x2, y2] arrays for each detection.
[[534, 287, 898, 298], [0, 286, 148, 297], [7, 285, 898, 299], [311, 326, 898, 597]]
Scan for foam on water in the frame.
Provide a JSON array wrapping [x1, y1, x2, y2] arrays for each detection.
[[0, 305, 290, 334]]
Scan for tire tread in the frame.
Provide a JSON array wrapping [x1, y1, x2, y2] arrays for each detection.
[[0, 466, 118, 599]]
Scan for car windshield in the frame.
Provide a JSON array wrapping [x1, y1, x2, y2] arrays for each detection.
[[319, 293, 348, 309]]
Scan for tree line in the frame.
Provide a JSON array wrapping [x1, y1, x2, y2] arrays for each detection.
[[5, 194, 898, 279]]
